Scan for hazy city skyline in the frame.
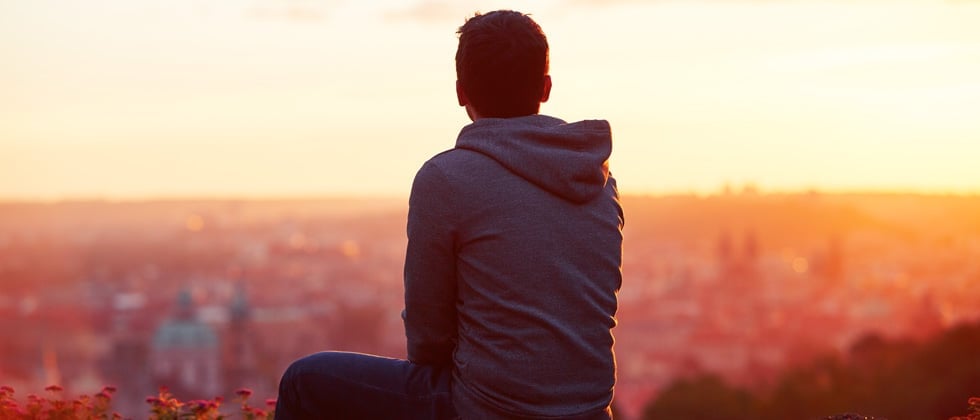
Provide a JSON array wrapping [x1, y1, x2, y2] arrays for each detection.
[[2, 194, 978, 418]]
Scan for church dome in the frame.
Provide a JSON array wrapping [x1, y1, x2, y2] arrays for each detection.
[[152, 319, 218, 349], [151, 288, 219, 349]]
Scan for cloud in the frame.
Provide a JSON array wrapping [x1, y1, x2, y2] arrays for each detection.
[[567, 0, 980, 5], [766, 43, 980, 72], [564, 0, 657, 5], [382, 1, 555, 25], [246, 0, 342, 23], [383, 1, 479, 24]]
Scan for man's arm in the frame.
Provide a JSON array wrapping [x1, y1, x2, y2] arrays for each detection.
[[403, 161, 458, 366]]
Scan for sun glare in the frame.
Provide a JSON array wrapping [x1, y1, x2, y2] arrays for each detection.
[[792, 257, 809, 275], [185, 214, 205, 232], [1, 1, 979, 199]]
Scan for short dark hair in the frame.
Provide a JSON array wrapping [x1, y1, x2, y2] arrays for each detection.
[[455, 10, 549, 118]]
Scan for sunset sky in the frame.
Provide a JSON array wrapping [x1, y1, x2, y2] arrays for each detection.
[[2, 0, 979, 200]]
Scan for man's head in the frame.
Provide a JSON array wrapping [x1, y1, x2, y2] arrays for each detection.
[[455, 10, 551, 120]]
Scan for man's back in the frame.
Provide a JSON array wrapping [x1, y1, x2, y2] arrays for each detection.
[[404, 115, 624, 419], [275, 11, 622, 420]]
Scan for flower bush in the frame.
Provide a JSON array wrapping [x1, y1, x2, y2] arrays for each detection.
[[0, 385, 275, 419], [949, 397, 980, 420], [3, 384, 974, 420]]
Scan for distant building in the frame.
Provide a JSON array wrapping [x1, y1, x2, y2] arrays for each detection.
[[715, 229, 761, 284], [103, 291, 154, 416], [223, 282, 259, 391], [149, 289, 222, 399]]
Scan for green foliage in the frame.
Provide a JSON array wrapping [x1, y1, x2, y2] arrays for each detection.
[[642, 321, 980, 420], [643, 375, 760, 420], [947, 397, 980, 420]]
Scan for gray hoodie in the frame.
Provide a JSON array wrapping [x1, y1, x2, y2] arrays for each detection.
[[403, 114, 624, 419]]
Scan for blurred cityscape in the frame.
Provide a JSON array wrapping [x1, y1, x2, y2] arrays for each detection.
[[1, 190, 979, 418]]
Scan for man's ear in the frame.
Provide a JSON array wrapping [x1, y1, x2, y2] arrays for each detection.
[[456, 80, 469, 107], [540, 75, 552, 103]]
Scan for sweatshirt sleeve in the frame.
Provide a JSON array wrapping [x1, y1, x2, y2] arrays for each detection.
[[403, 161, 458, 366]]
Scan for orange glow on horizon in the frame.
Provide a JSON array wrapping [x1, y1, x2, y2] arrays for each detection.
[[185, 214, 205, 232]]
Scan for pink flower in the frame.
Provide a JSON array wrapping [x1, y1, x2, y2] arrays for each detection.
[[44, 385, 63, 392], [188, 399, 212, 412], [236, 388, 253, 398], [265, 398, 277, 407]]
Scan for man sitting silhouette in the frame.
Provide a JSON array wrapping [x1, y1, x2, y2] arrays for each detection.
[[275, 10, 623, 420]]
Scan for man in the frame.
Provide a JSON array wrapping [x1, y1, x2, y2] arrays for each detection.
[[276, 10, 623, 420]]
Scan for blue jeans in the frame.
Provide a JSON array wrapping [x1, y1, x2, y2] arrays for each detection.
[[275, 351, 457, 420]]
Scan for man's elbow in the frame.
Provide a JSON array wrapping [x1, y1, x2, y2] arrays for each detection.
[[407, 341, 454, 367]]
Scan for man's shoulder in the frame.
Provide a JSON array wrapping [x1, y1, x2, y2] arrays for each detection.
[[428, 146, 486, 161], [423, 147, 495, 174]]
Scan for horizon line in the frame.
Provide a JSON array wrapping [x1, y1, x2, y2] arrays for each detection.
[[2, 187, 980, 204]]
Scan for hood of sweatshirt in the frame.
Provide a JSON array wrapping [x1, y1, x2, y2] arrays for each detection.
[[454, 114, 612, 203]]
